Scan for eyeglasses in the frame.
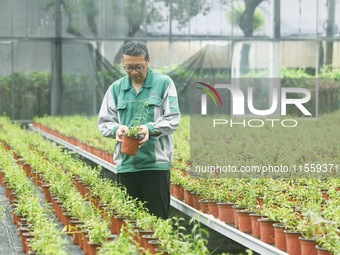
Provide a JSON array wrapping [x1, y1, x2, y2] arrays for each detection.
[[123, 65, 145, 72]]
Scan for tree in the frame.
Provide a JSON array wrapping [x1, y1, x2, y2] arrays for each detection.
[[45, 0, 123, 114], [112, 0, 211, 64], [46, 0, 212, 65], [44, 0, 116, 75], [225, 0, 266, 73], [324, 0, 336, 70]]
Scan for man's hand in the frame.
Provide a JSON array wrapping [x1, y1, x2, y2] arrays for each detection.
[[116, 125, 128, 142], [138, 125, 150, 147]]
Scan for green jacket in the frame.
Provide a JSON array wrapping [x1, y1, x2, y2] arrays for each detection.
[[98, 69, 181, 173]]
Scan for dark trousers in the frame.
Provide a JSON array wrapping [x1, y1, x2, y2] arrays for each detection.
[[117, 170, 170, 219]]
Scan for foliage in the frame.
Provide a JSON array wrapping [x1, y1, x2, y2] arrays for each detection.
[[1, 63, 339, 118], [45, 0, 210, 40], [317, 224, 340, 253], [165, 217, 210, 255], [0, 143, 68, 254], [126, 125, 143, 138], [0, 72, 50, 118], [30, 220, 68, 255], [99, 222, 145, 255], [86, 218, 111, 244], [127, 100, 149, 138], [34, 115, 115, 154], [226, 4, 265, 32], [2, 111, 340, 254], [0, 117, 212, 254], [2, 110, 340, 253], [298, 209, 326, 239]]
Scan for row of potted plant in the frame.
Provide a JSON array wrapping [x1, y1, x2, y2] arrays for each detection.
[[33, 111, 339, 178], [32, 115, 191, 167], [28, 133, 209, 254], [1, 136, 116, 254], [0, 143, 69, 254], [0, 116, 212, 255], [30, 113, 340, 254], [1, 118, 158, 254], [170, 168, 340, 255], [32, 116, 114, 164]]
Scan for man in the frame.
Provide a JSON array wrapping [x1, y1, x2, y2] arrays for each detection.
[[98, 41, 181, 219]]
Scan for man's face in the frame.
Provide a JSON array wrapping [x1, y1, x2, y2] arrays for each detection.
[[122, 54, 149, 84]]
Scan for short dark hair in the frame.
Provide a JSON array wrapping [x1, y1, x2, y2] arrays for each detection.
[[122, 41, 149, 61]]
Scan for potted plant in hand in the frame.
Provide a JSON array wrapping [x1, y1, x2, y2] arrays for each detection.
[[121, 101, 148, 156]]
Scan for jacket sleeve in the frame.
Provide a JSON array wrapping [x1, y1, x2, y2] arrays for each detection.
[[97, 86, 120, 138], [145, 80, 181, 136]]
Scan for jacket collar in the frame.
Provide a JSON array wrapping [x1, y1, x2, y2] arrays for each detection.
[[122, 69, 153, 91]]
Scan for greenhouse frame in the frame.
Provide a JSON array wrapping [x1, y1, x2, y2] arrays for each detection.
[[0, 1, 339, 255], [1, 0, 339, 118]]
